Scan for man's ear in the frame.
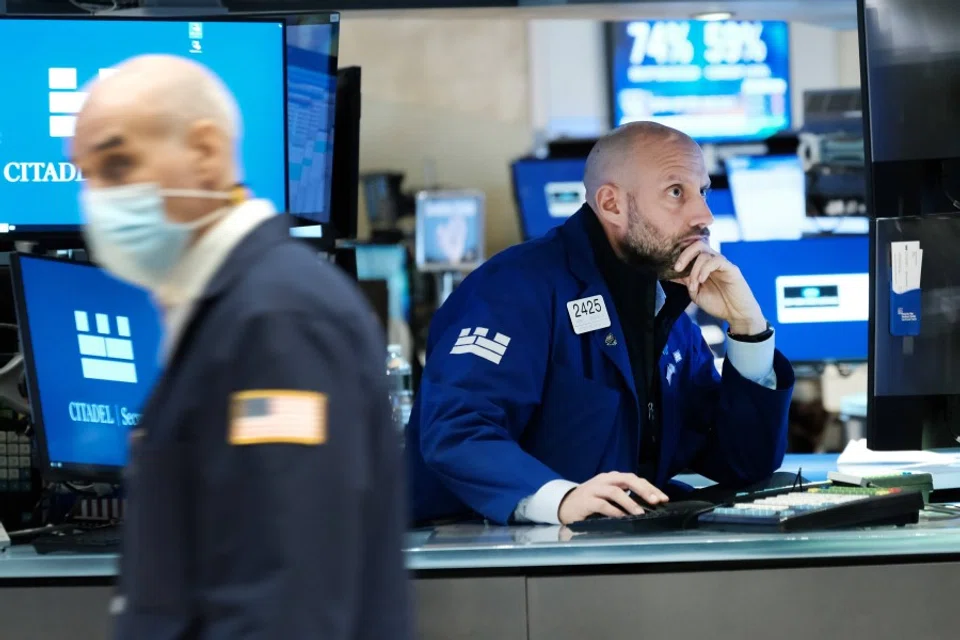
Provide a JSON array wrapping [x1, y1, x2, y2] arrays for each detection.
[[594, 184, 625, 230], [186, 119, 230, 189]]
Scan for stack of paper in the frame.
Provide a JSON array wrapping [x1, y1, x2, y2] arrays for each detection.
[[837, 439, 960, 489], [891, 241, 923, 293]]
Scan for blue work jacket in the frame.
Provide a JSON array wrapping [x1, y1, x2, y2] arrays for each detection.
[[407, 208, 795, 525], [115, 216, 411, 640]]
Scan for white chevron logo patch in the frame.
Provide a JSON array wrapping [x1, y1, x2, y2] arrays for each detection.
[[450, 327, 511, 365]]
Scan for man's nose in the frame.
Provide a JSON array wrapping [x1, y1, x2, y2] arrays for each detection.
[[689, 197, 714, 228]]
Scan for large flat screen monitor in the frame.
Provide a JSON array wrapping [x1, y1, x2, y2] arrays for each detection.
[[721, 235, 869, 363], [0, 14, 339, 237], [511, 157, 587, 240], [10, 254, 163, 482], [607, 19, 791, 142]]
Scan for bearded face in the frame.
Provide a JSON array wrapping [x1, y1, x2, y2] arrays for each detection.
[[620, 193, 710, 280]]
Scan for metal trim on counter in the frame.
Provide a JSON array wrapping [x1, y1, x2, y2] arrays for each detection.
[[405, 517, 960, 571], [4, 516, 960, 580], [0, 547, 119, 580]]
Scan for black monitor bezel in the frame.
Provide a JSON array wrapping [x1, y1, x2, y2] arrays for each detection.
[[0, 11, 339, 241], [9, 252, 154, 484]]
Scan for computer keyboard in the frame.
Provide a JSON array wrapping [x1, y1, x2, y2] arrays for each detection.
[[567, 500, 716, 534], [31, 525, 122, 554], [698, 486, 924, 532]]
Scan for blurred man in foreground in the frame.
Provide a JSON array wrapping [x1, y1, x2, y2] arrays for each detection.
[[72, 54, 411, 639]]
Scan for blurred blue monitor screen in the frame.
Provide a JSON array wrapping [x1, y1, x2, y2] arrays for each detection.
[[285, 16, 339, 225], [706, 186, 735, 217], [11, 254, 163, 481], [721, 235, 869, 363], [355, 244, 412, 324], [0, 15, 339, 234], [415, 192, 484, 271], [608, 20, 791, 142], [512, 157, 587, 240]]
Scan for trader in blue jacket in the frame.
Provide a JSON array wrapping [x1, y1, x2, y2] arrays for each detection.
[[407, 121, 795, 526]]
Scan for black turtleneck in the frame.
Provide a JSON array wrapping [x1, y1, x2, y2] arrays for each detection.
[[583, 210, 673, 479]]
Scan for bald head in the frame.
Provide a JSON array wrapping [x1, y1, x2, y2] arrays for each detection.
[[78, 54, 241, 149], [583, 121, 713, 279], [584, 121, 695, 209], [72, 54, 243, 224]]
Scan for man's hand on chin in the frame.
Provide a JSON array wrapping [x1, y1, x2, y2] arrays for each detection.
[[671, 241, 766, 334]]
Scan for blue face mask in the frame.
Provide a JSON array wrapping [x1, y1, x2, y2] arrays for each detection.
[[81, 183, 232, 291]]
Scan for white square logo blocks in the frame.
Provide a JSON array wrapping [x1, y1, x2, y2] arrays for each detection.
[[47, 67, 114, 138], [75, 310, 137, 384]]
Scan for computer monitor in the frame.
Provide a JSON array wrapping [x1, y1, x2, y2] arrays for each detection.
[[284, 14, 340, 226], [0, 14, 339, 238], [355, 244, 412, 326], [607, 19, 791, 142], [10, 254, 163, 482], [725, 155, 807, 241], [721, 235, 869, 363], [511, 157, 587, 240], [415, 190, 484, 272], [706, 186, 735, 218]]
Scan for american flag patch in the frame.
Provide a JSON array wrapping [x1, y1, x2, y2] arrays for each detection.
[[228, 390, 327, 446]]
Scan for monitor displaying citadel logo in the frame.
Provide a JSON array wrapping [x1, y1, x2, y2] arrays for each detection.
[[75, 310, 138, 384], [1, 67, 114, 185]]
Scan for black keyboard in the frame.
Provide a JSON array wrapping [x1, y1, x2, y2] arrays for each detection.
[[32, 526, 122, 554], [567, 500, 716, 534], [698, 486, 924, 532]]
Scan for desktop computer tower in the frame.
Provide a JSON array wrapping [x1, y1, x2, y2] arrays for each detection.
[[861, 0, 960, 449]]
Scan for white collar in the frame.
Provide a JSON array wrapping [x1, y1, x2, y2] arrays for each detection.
[[156, 198, 276, 356]]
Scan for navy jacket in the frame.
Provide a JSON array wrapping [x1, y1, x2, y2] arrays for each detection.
[[407, 208, 794, 525], [116, 216, 412, 640]]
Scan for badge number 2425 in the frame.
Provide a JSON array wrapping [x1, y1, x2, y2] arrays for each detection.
[[567, 295, 612, 335]]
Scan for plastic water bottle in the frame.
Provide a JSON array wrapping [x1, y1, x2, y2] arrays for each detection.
[[385, 344, 414, 436]]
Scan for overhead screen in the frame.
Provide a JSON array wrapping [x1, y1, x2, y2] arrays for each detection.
[[608, 19, 791, 142], [0, 15, 338, 236]]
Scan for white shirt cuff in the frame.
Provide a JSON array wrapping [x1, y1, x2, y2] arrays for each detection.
[[513, 479, 579, 525], [725, 330, 777, 389]]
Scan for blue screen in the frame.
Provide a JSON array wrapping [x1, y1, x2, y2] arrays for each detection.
[[512, 158, 587, 240], [15, 256, 163, 473], [356, 244, 411, 323], [0, 18, 286, 232], [707, 187, 735, 217], [416, 193, 483, 269], [609, 20, 791, 142], [721, 235, 869, 362], [286, 20, 338, 224]]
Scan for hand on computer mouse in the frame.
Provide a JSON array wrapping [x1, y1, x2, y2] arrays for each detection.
[[558, 472, 669, 524]]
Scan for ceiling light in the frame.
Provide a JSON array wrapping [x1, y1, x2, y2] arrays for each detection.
[[692, 12, 734, 21]]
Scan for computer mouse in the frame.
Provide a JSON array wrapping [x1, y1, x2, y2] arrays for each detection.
[[625, 489, 665, 512], [586, 491, 666, 519]]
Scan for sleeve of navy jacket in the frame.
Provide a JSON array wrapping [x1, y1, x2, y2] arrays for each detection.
[[417, 267, 560, 525], [198, 312, 411, 640], [682, 325, 795, 487]]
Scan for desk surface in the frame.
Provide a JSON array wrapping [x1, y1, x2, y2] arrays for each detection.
[[3, 454, 959, 580]]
